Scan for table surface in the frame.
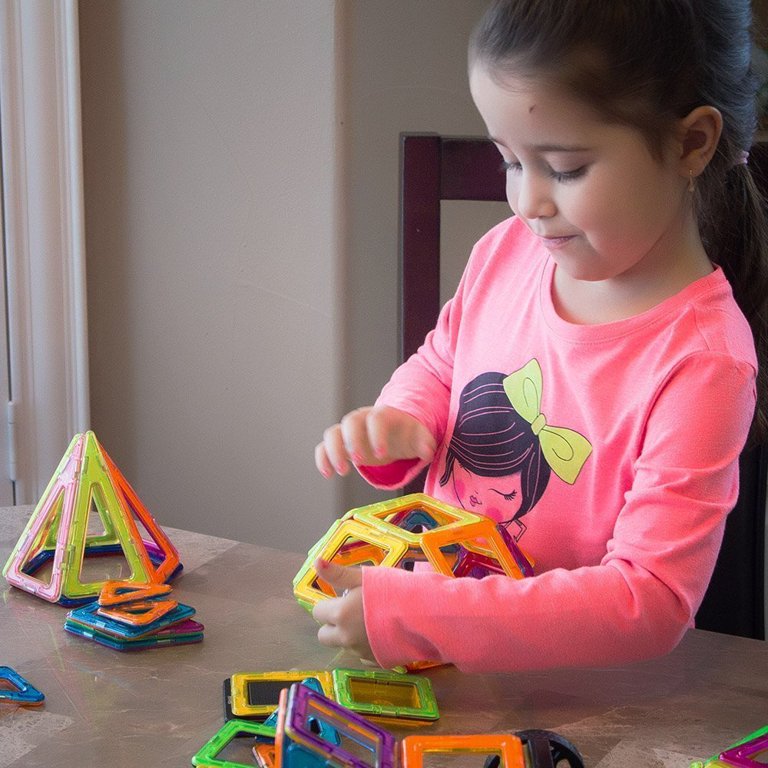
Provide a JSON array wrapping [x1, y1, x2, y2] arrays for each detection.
[[1, 504, 766, 767]]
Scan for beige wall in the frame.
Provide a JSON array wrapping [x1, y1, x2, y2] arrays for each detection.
[[78, 0, 501, 552], [340, 1, 507, 515]]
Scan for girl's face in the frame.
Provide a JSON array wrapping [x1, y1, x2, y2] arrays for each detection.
[[450, 462, 523, 524], [469, 66, 697, 292]]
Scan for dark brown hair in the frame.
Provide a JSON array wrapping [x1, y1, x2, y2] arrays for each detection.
[[470, 0, 768, 444]]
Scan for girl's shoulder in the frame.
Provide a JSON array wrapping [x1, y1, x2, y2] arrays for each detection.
[[678, 267, 756, 366]]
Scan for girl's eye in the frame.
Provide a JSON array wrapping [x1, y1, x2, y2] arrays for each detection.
[[500, 159, 522, 174], [550, 166, 587, 183], [500, 159, 588, 183]]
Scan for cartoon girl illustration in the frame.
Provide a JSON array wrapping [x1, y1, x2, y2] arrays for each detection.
[[439, 360, 591, 539]]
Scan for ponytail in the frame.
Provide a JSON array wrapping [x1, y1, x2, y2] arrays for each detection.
[[698, 158, 768, 445]]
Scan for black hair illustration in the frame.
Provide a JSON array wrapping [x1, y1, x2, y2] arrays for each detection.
[[439, 371, 551, 536]]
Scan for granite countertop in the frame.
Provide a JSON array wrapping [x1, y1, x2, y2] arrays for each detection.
[[1, 505, 766, 767]]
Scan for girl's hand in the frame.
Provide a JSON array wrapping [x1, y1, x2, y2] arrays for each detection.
[[315, 405, 436, 477], [312, 559, 375, 663]]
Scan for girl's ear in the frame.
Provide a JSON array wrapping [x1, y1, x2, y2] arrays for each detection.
[[677, 105, 723, 180]]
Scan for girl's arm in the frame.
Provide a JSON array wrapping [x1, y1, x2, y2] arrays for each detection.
[[314, 237, 472, 488], [313, 313, 455, 487], [353, 331, 454, 488], [354, 243, 482, 488], [315, 405, 436, 480], [361, 352, 755, 671], [318, 218, 507, 489]]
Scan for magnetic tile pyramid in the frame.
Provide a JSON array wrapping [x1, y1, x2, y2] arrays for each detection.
[[2, 431, 182, 605]]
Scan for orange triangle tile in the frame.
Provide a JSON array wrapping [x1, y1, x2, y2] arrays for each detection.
[[98, 580, 173, 607], [97, 598, 178, 626]]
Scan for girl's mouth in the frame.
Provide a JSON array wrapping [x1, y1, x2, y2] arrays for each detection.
[[540, 235, 575, 250]]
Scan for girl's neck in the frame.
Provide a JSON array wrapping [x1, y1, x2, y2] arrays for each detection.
[[551, 218, 713, 325]]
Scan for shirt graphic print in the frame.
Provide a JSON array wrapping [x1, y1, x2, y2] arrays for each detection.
[[437, 359, 592, 540]]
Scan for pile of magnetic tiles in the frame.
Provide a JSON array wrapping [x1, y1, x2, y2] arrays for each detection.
[[192, 668, 586, 768], [64, 579, 204, 650]]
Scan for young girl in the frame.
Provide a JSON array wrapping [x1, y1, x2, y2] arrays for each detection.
[[313, 0, 768, 672]]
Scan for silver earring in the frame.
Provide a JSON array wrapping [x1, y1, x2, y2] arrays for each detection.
[[688, 170, 695, 193]]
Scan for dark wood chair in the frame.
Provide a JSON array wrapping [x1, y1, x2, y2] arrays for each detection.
[[398, 131, 766, 639], [399, 133, 506, 363]]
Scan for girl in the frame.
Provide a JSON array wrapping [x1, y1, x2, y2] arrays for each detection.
[[313, 0, 768, 672]]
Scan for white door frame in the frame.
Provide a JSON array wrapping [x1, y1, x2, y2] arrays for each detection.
[[0, 0, 90, 503], [0, 156, 12, 505]]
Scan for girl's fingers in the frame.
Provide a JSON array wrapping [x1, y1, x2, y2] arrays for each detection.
[[314, 442, 335, 478], [316, 621, 342, 648], [315, 618, 365, 656], [415, 429, 438, 462], [339, 408, 377, 465], [315, 558, 363, 594], [312, 561, 374, 662], [320, 424, 351, 476], [365, 407, 398, 460], [367, 406, 435, 462], [318, 406, 435, 475], [311, 593, 337, 625]]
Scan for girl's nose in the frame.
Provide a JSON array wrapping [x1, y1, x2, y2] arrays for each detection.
[[511, 172, 556, 220]]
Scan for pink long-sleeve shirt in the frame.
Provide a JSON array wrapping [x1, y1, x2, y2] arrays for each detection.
[[358, 216, 756, 673]]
